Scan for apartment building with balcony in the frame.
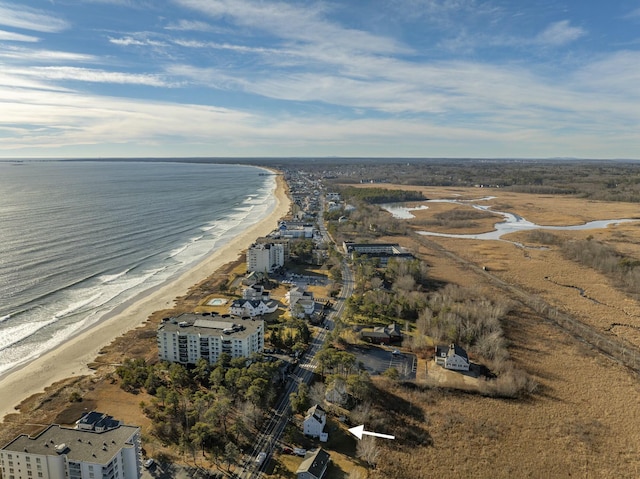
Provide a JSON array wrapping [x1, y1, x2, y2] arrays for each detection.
[[157, 313, 264, 365], [0, 413, 140, 479]]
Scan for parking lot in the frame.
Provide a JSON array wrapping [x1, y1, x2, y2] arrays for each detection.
[[348, 345, 417, 379]]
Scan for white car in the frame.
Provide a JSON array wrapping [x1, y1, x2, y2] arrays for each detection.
[[143, 459, 154, 469], [255, 452, 267, 466]]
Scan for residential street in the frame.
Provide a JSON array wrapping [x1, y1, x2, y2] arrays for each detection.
[[238, 261, 353, 479]]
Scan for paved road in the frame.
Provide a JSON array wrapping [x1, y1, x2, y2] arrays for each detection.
[[238, 257, 354, 478]]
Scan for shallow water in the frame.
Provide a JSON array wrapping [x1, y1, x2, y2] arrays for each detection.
[[382, 198, 639, 241]]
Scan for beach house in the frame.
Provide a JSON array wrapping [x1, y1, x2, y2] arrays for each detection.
[[228, 299, 278, 318]]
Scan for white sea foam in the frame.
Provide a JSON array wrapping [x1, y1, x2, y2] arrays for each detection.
[[0, 162, 277, 381], [53, 293, 103, 319], [0, 318, 58, 352], [99, 268, 131, 284]]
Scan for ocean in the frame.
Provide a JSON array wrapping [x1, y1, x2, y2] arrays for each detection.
[[0, 160, 276, 378]]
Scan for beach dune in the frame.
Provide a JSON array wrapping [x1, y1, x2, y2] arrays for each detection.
[[0, 174, 290, 423]]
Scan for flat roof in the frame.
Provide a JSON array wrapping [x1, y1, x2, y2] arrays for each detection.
[[1, 424, 139, 464], [158, 313, 262, 339]]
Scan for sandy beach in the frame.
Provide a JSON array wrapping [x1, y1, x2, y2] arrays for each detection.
[[0, 173, 290, 424]]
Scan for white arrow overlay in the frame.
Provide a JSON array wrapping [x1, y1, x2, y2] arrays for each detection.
[[348, 424, 395, 440]]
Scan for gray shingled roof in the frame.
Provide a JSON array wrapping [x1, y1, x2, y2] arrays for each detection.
[[296, 448, 330, 479]]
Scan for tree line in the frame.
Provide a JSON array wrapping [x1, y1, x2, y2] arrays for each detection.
[[116, 354, 282, 472]]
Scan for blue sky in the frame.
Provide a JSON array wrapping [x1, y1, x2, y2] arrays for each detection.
[[1, 0, 639, 158]]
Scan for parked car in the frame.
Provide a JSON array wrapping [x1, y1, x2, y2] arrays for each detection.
[[143, 459, 154, 469], [293, 448, 307, 457]]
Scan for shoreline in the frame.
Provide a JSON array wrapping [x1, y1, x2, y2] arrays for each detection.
[[0, 172, 290, 423]]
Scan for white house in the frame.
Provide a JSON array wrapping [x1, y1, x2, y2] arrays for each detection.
[[0, 413, 141, 479], [229, 299, 278, 318], [303, 405, 327, 441], [296, 449, 330, 479], [157, 313, 264, 365], [242, 284, 270, 301], [435, 343, 470, 371], [286, 286, 315, 318]]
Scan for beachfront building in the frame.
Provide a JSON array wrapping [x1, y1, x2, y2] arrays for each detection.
[[0, 412, 141, 479], [247, 243, 285, 273], [254, 237, 291, 261], [157, 313, 264, 365]]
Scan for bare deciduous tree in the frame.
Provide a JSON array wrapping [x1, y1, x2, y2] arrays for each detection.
[[356, 436, 380, 468]]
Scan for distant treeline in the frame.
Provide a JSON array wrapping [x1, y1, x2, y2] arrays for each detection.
[[338, 186, 425, 204], [269, 158, 640, 203]]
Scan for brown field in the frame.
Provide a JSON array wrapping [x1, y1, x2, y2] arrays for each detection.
[[372, 187, 640, 478]]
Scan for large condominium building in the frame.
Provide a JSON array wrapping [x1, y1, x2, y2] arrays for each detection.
[[0, 413, 141, 479], [247, 242, 285, 273], [157, 313, 264, 365]]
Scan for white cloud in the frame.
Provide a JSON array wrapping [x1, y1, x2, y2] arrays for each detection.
[[9, 66, 176, 87], [0, 2, 69, 33], [175, 0, 409, 55], [535, 20, 585, 46], [572, 51, 640, 101], [165, 19, 213, 32], [109, 36, 168, 48], [623, 7, 640, 19], [0, 29, 38, 42], [0, 46, 95, 62], [0, 71, 72, 92]]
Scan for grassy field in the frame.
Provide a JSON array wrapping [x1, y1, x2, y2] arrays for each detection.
[[368, 187, 640, 478]]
